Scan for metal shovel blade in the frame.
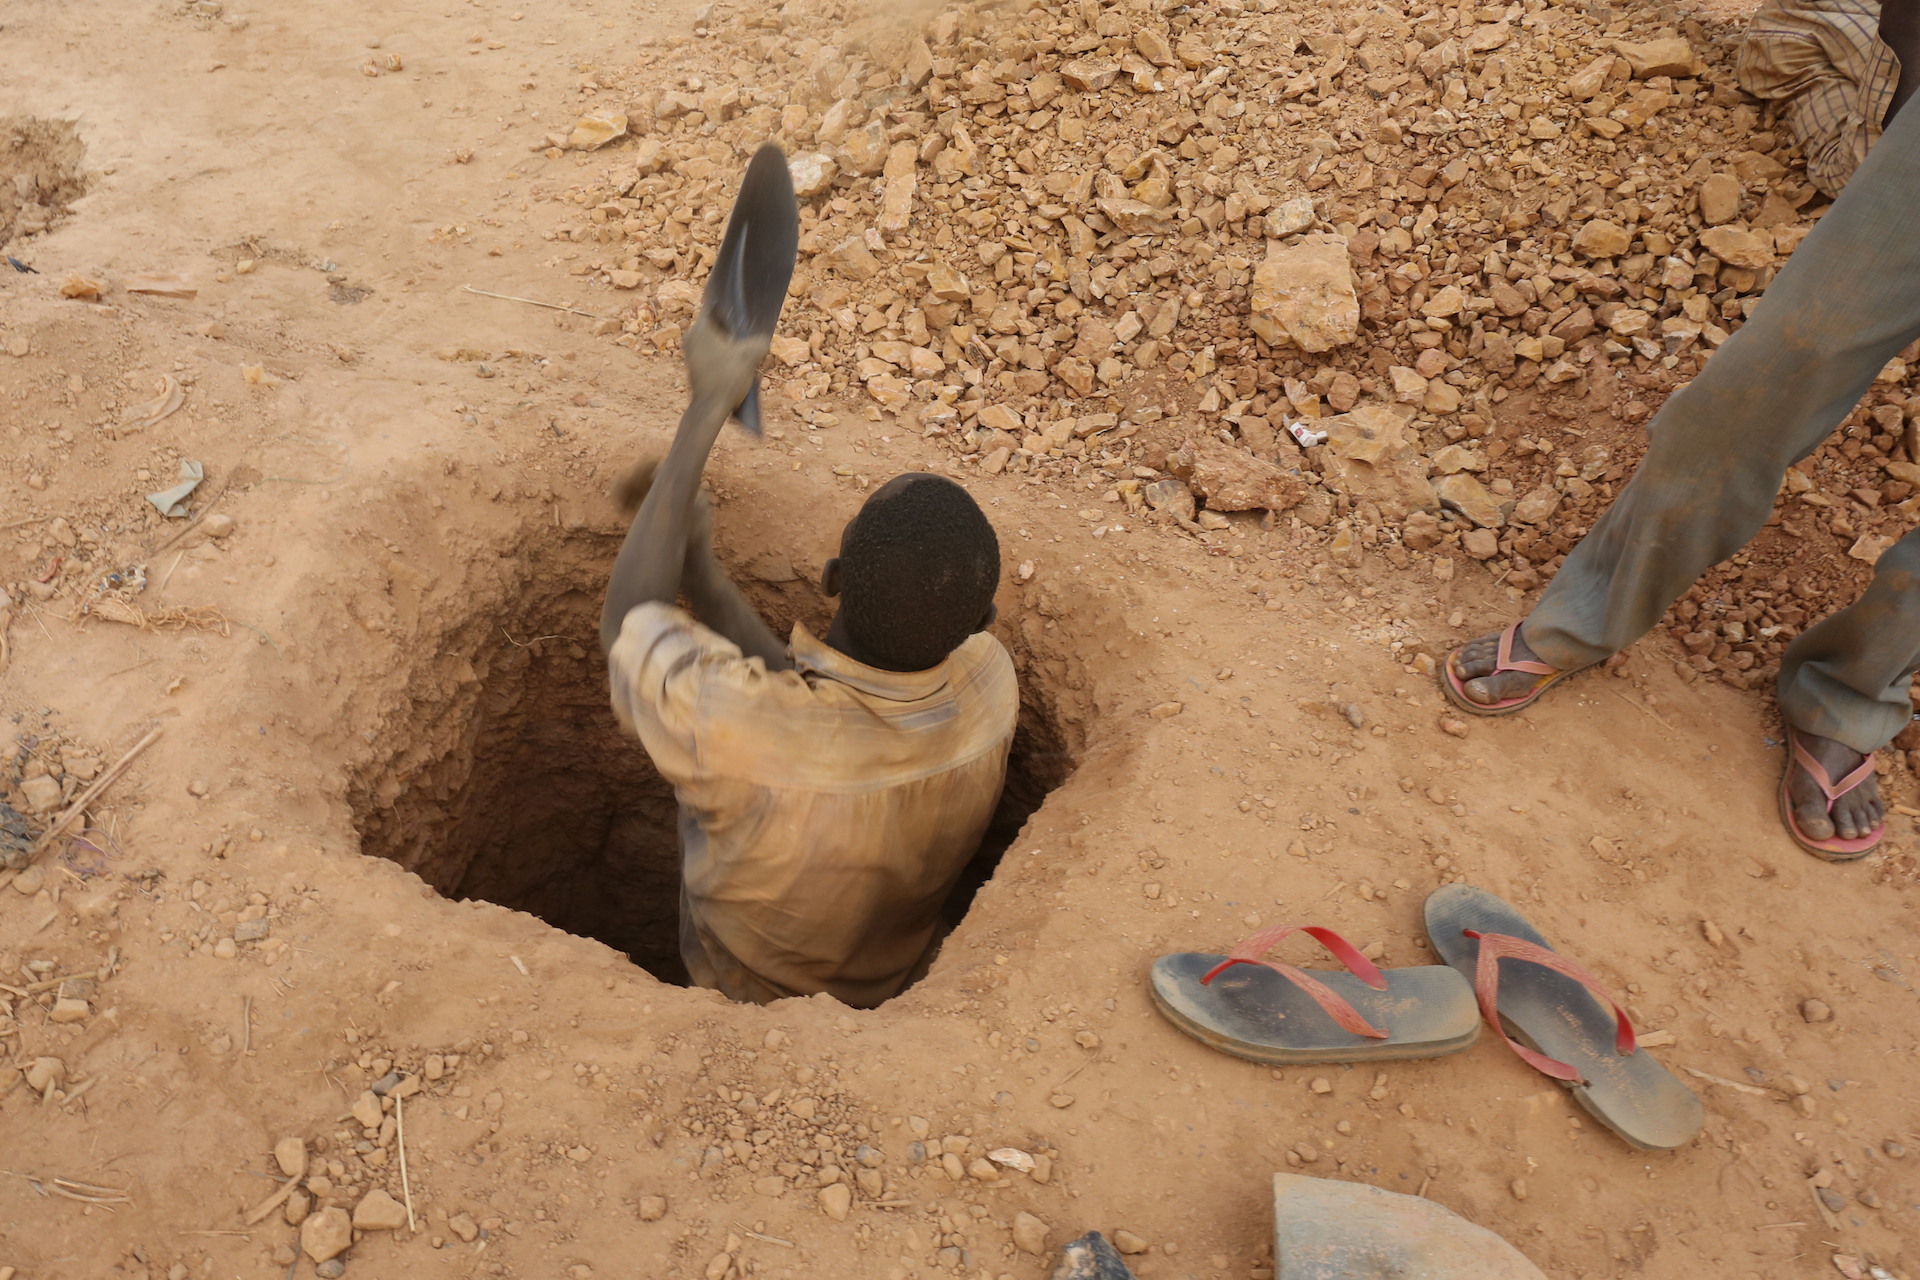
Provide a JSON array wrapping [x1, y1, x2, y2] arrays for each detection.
[[698, 142, 798, 435]]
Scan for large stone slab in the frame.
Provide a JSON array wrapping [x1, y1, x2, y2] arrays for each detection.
[[1249, 234, 1360, 353], [1273, 1174, 1547, 1279], [1317, 405, 1437, 518]]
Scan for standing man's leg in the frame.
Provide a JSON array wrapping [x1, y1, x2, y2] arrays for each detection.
[[1449, 87, 1920, 845]]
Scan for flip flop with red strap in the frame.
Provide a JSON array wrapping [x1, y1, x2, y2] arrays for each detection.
[[1149, 924, 1480, 1065], [1424, 885, 1702, 1151], [1441, 622, 1597, 717], [1779, 725, 1884, 862]]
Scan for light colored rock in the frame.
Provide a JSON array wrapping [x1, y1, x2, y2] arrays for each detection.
[[816, 98, 862, 146], [1434, 473, 1505, 528], [1698, 173, 1742, 226], [1135, 28, 1176, 65], [1264, 196, 1316, 238], [1249, 234, 1360, 353], [839, 121, 891, 176], [568, 110, 628, 150], [1012, 1211, 1052, 1255], [301, 1208, 354, 1262], [1320, 406, 1437, 516], [1326, 405, 1415, 467], [1464, 21, 1511, 52], [877, 143, 917, 232], [1389, 366, 1428, 404], [49, 997, 89, 1023], [1428, 445, 1486, 475], [1572, 221, 1631, 258], [1113, 1230, 1150, 1254], [1462, 527, 1500, 559], [788, 152, 838, 198], [450, 1212, 481, 1240], [351, 1090, 383, 1129], [1179, 437, 1305, 513], [1061, 57, 1119, 91], [770, 335, 812, 367], [637, 1196, 669, 1222], [818, 1182, 852, 1220], [1420, 285, 1466, 318], [1613, 37, 1695, 78], [1275, 1174, 1548, 1278], [1700, 226, 1776, 270], [1565, 54, 1614, 100], [353, 1189, 409, 1231], [275, 1137, 307, 1178], [1145, 477, 1195, 522], [826, 237, 880, 280], [925, 262, 971, 301], [20, 774, 62, 813], [1512, 486, 1562, 525], [1424, 382, 1463, 414]]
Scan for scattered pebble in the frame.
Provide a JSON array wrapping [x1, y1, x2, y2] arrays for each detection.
[[1802, 998, 1834, 1024], [1012, 1211, 1051, 1256], [301, 1207, 353, 1262], [818, 1183, 851, 1221], [353, 1189, 409, 1231]]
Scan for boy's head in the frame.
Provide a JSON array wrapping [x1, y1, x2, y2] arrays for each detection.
[[821, 473, 1000, 672]]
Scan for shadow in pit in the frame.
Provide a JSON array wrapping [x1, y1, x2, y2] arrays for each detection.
[[351, 531, 1077, 994]]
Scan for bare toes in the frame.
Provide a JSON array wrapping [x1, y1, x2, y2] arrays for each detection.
[[1795, 804, 1836, 841]]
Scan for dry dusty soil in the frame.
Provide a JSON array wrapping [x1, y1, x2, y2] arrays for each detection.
[[3, 0, 1920, 1279]]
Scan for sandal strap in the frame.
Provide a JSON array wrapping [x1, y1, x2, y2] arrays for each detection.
[[1494, 622, 1556, 678], [1200, 924, 1389, 1040], [1462, 930, 1637, 1082], [1790, 730, 1877, 807]]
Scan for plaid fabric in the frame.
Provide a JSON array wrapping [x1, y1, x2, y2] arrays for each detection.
[[1737, 0, 1902, 195]]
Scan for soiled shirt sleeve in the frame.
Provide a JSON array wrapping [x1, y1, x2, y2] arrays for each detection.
[[607, 600, 756, 784]]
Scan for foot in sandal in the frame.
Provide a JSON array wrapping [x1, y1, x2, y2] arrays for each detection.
[[1781, 724, 1885, 859], [1423, 885, 1701, 1151], [1150, 925, 1479, 1065], [1441, 622, 1597, 715]]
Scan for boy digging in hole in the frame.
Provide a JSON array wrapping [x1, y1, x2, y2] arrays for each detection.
[[595, 146, 1015, 1005], [601, 461, 1015, 1008]]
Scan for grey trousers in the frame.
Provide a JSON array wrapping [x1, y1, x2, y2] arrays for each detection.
[[1525, 101, 1920, 754]]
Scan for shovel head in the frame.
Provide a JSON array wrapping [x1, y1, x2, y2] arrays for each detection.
[[700, 142, 798, 435]]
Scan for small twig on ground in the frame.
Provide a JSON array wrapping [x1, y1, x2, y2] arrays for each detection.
[[397, 1094, 417, 1233], [1612, 688, 1675, 730], [243, 1171, 302, 1226], [242, 996, 252, 1055], [461, 283, 614, 320], [31, 726, 163, 858], [59, 1077, 101, 1109], [1679, 1065, 1775, 1098], [739, 1229, 794, 1247]]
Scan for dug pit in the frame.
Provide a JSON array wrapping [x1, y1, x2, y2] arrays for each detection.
[[1, 116, 88, 246], [351, 524, 1078, 994]]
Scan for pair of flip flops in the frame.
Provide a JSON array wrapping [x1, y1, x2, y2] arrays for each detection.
[[1149, 885, 1702, 1151]]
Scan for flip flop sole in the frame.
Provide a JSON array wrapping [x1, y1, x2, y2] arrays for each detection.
[[1150, 954, 1480, 1065], [1423, 885, 1702, 1151], [1777, 746, 1882, 862]]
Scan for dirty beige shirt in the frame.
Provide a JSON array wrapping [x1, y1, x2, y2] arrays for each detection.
[[1737, 0, 1902, 195], [610, 602, 1017, 1009]]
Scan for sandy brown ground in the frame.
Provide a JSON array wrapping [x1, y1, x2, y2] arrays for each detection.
[[4, 2, 1920, 1280]]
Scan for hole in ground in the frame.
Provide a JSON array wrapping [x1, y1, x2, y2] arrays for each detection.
[[352, 526, 1078, 995], [1, 117, 88, 245]]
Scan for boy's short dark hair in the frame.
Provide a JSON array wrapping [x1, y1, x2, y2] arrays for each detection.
[[839, 476, 1001, 671]]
